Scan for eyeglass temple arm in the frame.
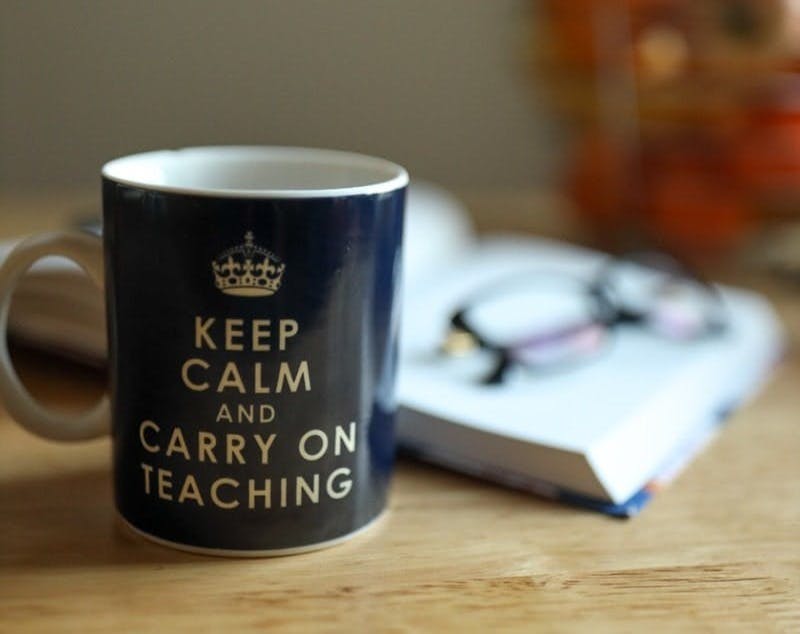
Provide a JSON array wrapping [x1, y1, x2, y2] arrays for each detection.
[[450, 310, 498, 351]]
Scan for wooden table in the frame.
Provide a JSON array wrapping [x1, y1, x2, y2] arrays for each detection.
[[0, 190, 798, 632]]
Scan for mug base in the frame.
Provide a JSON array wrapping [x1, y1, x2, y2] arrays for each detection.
[[117, 510, 388, 558]]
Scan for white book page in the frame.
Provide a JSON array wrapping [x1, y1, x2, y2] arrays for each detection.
[[398, 236, 782, 457]]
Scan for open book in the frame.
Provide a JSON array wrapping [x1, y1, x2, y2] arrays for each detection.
[[399, 186, 782, 516], [2, 185, 783, 516], [397, 235, 782, 516]]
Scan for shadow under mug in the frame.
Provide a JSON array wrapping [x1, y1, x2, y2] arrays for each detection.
[[0, 146, 407, 556]]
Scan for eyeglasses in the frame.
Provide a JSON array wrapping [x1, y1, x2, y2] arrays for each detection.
[[439, 251, 727, 385]]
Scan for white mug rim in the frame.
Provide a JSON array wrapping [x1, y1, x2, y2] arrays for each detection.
[[102, 146, 409, 199]]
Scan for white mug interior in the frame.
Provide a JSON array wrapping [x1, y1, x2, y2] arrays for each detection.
[[102, 146, 409, 198]]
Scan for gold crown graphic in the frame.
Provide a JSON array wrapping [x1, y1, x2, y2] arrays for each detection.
[[212, 231, 285, 297]]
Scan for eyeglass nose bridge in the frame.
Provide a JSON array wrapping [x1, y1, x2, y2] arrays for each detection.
[[587, 281, 621, 326], [589, 264, 728, 337]]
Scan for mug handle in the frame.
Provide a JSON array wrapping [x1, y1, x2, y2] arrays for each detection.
[[0, 231, 110, 441]]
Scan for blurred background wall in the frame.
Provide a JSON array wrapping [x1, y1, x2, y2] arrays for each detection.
[[0, 0, 555, 191]]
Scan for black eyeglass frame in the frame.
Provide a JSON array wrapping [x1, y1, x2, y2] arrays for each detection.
[[442, 251, 728, 385]]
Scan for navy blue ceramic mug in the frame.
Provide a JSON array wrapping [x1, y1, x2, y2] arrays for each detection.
[[0, 146, 407, 555]]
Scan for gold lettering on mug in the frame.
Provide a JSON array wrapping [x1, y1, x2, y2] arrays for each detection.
[[181, 360, 310, 394], [195, 317, 217, 349], [140, 420, 160, 453], [253, 433, 277, 464], [217, 362, 247, 393], [299, 423, 357, 461], [279, 319, 298, 350], [296, 474, 319, 506], [211, 478, 239, 509], [327, 468, 353, 500], [182, 358, 210, 391], [192, 316, 298, 351], [226, 434, 246, 465], [249, 479, 272, 509], [157, 468, 173, 501], [252, 319, 271, 351], [335, 422, 356, 456], [299, 429, 327, 461], [276, 360, 310, 393], [178, 474, 204, 506], [215, 402, 275, 424], [137, 310, 359, 514], [141, 462, 154, 494], [166, 427, 191, 460], [254, 363, 270, 394], [225, 318, 245, 351], [139, 461, 356, 509], [140, 423, 280, 466], [198, 432, 217, 463]]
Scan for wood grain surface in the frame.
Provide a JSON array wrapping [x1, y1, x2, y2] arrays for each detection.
[[0, 191, 798, 633]]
